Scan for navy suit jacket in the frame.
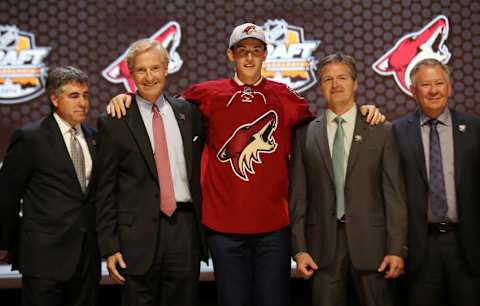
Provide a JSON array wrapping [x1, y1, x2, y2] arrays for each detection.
[[393, 108, 480, 274], [0, 114, 100, 280]]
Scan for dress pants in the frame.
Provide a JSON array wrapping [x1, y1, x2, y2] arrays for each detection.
[[207, 226, 291, 306], [21, 238, 98, 306], [310, 222, 394, 306], [122, 207, 200, 306], [407, 230, 480, 306]]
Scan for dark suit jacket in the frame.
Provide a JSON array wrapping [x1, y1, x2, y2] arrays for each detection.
[[393, 109, 480, 274], [0, 114, 100, 281], [95, 95, 207, 275], [290, 107, 408, 271]]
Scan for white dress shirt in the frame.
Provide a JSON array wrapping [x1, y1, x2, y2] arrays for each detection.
[[136, 94, 192, 203], [53, 112, 93, 186]]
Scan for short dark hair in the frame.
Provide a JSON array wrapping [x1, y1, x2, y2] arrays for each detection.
[[318, 53, 357, 81], [46, 66, 88, 102], [409, 58, 451, 86]]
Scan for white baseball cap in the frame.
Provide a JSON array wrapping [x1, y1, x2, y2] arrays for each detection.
[[229, 23, 267, 49]]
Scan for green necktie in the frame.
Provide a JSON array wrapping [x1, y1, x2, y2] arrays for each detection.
[[332, 116, 345, 220]]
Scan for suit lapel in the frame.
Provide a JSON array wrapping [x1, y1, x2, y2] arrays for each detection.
[[407, 110, 428, 184], [81, 124, 96, 195], [166, 95, 192, 180], [313, 112, 334, 183], [450, 109, 464, 190], [125, 97, 158, 182], [345, 108, 367, 181], [44, 114, 83, 192]]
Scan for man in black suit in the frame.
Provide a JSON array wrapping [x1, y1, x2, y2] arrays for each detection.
[[393, 59, 480, 306], [0, 66, 100, 306], [95, 39, 207, 306], [289, 53, 407, 306]]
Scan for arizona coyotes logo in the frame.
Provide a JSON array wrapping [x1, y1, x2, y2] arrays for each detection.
[[372, 15, 450, 96], [102, 21, 183, 92], [243, 25, 257, 34], [0, 25, 51, 104], [217, 111, 278, 181]]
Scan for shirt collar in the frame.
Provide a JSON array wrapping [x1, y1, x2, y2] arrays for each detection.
[[53, 112, 81, 135], [136, 93, 166, 113], [326, 104, 357, 124], [233, 73, 263, 87], [420, 107, 451, 126]]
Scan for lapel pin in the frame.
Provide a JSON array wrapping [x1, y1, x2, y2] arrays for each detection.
[[458, 124, 466, 132], [91, 139, 97, 146], [354, 135, 362, 142], [179, 113, 186, 120]]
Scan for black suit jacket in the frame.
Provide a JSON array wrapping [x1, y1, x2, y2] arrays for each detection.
[[290, 108, 408, 271], [95, 95, 207, 275], [393, 109, 480, 274], [0, 114, 100, 281]]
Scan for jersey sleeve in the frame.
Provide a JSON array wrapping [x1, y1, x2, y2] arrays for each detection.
[[282, 86, 315, 128], [182, 83, 210, 117]]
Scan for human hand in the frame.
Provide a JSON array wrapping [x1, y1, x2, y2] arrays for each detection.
[[106, 252, 127, 284], [294, 252, 318, 280], [106, 94, 132, 119]]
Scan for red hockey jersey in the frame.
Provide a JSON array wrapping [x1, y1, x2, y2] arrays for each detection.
[[183, 77, 314, 233]]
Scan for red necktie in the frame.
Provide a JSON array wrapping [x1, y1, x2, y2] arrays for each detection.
[[152, 104, 177, 217]]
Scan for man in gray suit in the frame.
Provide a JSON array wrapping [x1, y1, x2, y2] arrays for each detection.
[[289, 53, 408, 306]]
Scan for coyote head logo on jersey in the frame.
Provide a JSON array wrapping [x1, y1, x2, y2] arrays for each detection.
[[218, 111, 278, 181]]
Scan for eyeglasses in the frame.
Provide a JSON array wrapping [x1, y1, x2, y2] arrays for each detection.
[[234, 47, 265, 57]]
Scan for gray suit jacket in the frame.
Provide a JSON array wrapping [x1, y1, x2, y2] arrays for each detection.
[[289, 107, 408, 271]]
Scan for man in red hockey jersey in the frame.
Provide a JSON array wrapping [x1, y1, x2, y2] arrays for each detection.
[[106, 23, 384, 306]]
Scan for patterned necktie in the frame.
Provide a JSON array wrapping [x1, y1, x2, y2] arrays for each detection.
[[429, 119, 448, 218], [332, 116, 345, 220], [152, 104, 177, 217], [70, 127, 86, 193]]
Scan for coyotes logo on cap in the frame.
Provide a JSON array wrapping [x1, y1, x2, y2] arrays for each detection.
[[102, 21, 183, 92], [243, 25, 256, 34], [218, 111, 278, 182], [0, 25, 51, 104], [372, 15, 451, 96], [262, 19, 321, 93]]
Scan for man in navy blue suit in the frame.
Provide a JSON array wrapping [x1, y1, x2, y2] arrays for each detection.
[[393, 58, 480, 306]]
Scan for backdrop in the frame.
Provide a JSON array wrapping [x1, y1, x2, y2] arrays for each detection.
[[0, 0, 479, 158]]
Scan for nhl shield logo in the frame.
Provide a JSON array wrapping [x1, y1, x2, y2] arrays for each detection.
[[0, 25, 51, 104], [102, 21, 183, 92]]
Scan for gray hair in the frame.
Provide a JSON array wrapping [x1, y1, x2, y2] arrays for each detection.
[[409, 58, 451, 86], [126, 39, 169, 72], [318, 53, 357, 81], [46, 66, 88, 100]]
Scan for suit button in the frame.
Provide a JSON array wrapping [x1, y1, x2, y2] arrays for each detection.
[[152, 217, 158, 223], [154, 192, 159, 198]]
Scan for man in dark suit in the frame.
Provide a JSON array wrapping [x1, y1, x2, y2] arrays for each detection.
[[289, 53, 408, 306], [95, 39, 207, 306], [393, 59, 480, 306], [0, 66, 100, 306]]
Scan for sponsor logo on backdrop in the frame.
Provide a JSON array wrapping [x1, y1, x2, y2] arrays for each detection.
[[0, 25, 51, 104], [372, 15, 451, 96], [103, 21, 183, 92], [261, 19, 321, 93], [218, 111, 278, 181]]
